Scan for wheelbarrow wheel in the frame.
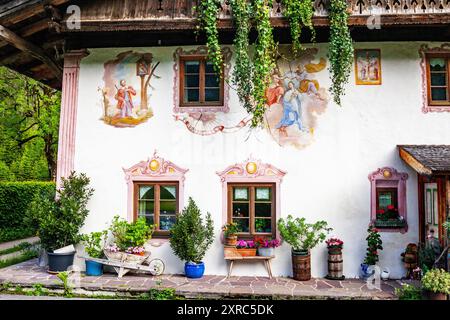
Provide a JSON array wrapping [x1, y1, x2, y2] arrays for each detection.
[[148, 258, 165, 276]]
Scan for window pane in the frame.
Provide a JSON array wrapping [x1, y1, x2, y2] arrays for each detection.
[[205, 61, 217, 73], [184, 60, 200, 73], [143, 215, 154, 226], [184, 89, 199, 102], [234, 218, 249, 233], [205, 88, 220, 101], [233, 202, 249, 217], [139, 186, 154, 200], [255, 202, 272, 217], [139, 200, 154, 215], [160, 185, 176, 200], [160, 200, 176, 215], [378, 192, 393, 210], [159, 215, 176, 231], [184, 75, 199, 87], [431, 88, 448, 101], [255, 219, 271, 233], [429, 58, 446, 72], [256, 187, 271, 201], [205, 74, 220, 87], [233, 187, 248, 200], [431, 73, 447, 86]]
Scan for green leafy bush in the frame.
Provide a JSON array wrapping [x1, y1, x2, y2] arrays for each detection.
[[169, 197, 214, 264], [277, 215, 331, 252], [364, 226, 383, 265], [0, 181, 55, 242], [421, 269, 450, 294], [81, 231, 107, 258], [108, 215, 155, 251], [395, 284, 422, 300], [27, 172, 93, 252]]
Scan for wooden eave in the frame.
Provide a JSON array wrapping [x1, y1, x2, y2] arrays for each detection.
[[398, 145, 450, 176]]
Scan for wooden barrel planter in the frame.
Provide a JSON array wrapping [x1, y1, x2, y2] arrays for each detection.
[[292, 250, 311, 281], [326, 250, 345, 280]]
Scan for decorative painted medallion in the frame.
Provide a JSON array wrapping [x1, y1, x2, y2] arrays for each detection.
[[99, 51, 160, 127], [264, 47, 329, 149]]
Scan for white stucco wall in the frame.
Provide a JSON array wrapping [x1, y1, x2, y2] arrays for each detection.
[[72, 42, 450, 279]]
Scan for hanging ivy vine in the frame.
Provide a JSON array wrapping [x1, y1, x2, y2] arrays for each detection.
[[196, 0, 223, 74], [251, 0, 277, 127], [328, 0, 354, 106], [229, 0, 254, 114], [282, 0, 316, 55]]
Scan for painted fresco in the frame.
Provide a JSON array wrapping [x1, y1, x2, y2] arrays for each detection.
[[99, 51, 160, 127], [264, 48, 329, 148], [355, 49, 382, 85]]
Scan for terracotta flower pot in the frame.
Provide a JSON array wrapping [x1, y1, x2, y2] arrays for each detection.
[[224, 235, 237, 246], [236, 248, 257, 257]]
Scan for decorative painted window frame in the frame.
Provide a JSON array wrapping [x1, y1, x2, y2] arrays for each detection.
[[123, 151, 188, 242], [419, 43, 450, 113], [173, 46, 232, 114], [368, 167, 409, 233], [217, 157, 286, 241]]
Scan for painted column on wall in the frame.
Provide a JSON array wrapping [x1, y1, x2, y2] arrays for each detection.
[[56, 50, 89, 188]]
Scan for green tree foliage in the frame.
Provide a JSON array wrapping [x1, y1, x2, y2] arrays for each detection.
[[0, 67, 60, 181]]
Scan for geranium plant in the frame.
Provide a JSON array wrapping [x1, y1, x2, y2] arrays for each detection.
[[364, 226, 383, 265], [325, 237, 344, 250], [236, 239, 255, 249], [255, 237, 281, 248], [376, 205, 400, 221]]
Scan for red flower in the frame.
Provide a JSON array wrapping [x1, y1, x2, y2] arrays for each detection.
[[387, 205, 395, 210], [376, 209, 385, 214]]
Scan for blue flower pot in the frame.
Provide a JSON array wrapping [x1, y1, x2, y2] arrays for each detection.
[[85, 260, 103, 276], [360, 263, 375, 280], [184, 262, 205, 279]]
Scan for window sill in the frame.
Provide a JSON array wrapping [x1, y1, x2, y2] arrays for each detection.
[[422, 105, 450, 113], [174, 105, 229, 114], [372, 220, 408, 234]]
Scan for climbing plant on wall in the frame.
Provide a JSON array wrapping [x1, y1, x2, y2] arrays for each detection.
[[282, 0, 316, 55], [196, 0, 354, 126], [328, 0, 354, 106]]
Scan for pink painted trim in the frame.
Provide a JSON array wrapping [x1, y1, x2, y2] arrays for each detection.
[[123, 150, 188, 223], [419, 43, 450, 113], [217, 157, 286, 241], [368, 167, 409, 233], [172, 46, 232, 114], [56, 50, 90, 189]]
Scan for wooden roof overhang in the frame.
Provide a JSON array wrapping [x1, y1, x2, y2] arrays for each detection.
[[0, 0, 449, 89], [398, 145, 450, 176]]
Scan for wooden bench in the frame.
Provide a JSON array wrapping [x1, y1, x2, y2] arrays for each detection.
[[224, 247, 274, 279]]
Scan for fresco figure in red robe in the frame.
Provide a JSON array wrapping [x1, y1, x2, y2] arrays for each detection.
[[115, 79, 136, 118]]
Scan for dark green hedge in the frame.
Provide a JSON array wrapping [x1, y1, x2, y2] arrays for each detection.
[[0, 181, 55, 242]]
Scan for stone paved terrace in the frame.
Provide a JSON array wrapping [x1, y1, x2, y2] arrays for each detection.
[[0, 259, 406, 300]]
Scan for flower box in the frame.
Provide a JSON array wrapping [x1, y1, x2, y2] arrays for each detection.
[[236, 248, 257, 257], [374, 219, 407, 228]]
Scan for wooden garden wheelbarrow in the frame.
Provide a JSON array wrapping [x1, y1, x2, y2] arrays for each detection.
[[79, 250, 165, 278]]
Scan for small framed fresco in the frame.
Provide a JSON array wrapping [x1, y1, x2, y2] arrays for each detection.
[[354, 49, 382, 85]]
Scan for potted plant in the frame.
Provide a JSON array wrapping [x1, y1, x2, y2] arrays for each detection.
[[222, 222, 239, 246], [27, 172, 94, 273], [375, 205, 406, 228], [236, 239, 257, 256], [278, 215, 331, 281], [81, 230, 107, 276], [360, 226, 383, 280], [169, 197, 214, 279], [325, 237, 345, 280], [421, 268, 450, 300], [255, 237, 281, 257], [105, 215, 155, 264]]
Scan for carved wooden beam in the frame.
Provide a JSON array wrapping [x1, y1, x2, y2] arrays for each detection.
[[0, 24, 62, 80], [399, 148, 433, 176], [0, 18, 52, 49]]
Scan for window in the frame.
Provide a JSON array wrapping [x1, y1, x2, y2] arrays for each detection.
[[134, 182, 178, 237], [228, 183, 275, 238], [376, 188, 398, 211], [426, 53, 450, 106], [179, 56, 223, 107]]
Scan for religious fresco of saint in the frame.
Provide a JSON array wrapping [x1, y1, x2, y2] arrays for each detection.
[[98, 51, 160, 128], [264, 47, 329, 148], [354, 49, 382, 85]]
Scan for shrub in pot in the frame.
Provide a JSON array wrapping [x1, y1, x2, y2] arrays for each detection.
[[360, 226, 383, 280], [222, 222, 239, 246], [421, 268, 450, 300], [27, 172, 94, 273], [278, 215, 331, 281], [169, 197, 214, 278], [81, 230, 107, 276]]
